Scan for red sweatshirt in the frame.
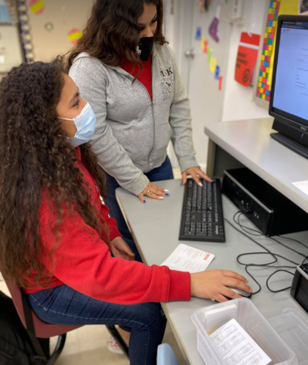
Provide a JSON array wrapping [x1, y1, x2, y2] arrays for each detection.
[[24, 148, 191, 304]]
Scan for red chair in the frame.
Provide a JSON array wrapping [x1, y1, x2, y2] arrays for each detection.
[[3, 277, 129, 364]]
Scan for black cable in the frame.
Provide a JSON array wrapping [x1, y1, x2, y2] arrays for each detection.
[[234, 212, 263, 237], [302, 255, 308, 265], [278, 235, 308, 250], [225, 217, 297, 294], [236, 212, 308, 258], [225, 209, 305, 294], [266, 270, 295, 293], [268, 236, 307, 258]]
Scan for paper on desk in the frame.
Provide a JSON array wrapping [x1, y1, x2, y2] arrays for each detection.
[[292, 180, 308, 196], [160, 244, 214, 273], [210, 319, 271, 365]]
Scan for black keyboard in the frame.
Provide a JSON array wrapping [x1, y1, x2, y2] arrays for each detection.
[[179, 179, 226, 242]]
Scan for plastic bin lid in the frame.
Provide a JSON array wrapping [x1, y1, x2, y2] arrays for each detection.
[[268, 308, 308, 365]]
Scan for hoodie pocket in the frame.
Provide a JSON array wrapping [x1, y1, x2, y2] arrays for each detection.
[[121, 125, 154, 165], [152, 121, 172, 159]]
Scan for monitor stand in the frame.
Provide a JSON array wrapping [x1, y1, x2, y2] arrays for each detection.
[[271, 132, 308, 159]]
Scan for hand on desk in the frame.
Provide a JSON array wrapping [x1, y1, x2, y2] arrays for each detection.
[[109, 237, 135, 261], [182, 167, 213, 187], [138, 182, 169, 203], [191, 270, 252, 303]]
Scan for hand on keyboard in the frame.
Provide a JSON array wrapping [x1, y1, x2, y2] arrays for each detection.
[[190, 270, 252, 303], [182, 166, 213, 187]]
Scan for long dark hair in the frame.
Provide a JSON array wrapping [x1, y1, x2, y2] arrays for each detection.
[[0, 58, 108, 288], [67, 0, 167, 72]]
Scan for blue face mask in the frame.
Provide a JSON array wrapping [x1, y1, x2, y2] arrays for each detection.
[[58, 103, 96, 147]]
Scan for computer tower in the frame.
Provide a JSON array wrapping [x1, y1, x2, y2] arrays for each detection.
[[222, 168, 308, 236], [291, 264, 308, 314]]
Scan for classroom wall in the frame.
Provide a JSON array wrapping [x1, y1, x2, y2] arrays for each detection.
[[163, 0, 271, 170], [27, 0, 94, 62], [221, 0, 269, 122], [166, 0, 270, 125]]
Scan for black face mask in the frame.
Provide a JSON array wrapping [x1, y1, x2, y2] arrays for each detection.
[[137, 36, 155, 61]]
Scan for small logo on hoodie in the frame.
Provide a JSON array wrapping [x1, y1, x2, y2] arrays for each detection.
[[160, 67, 173, 77], [160, 67, 174, 100]]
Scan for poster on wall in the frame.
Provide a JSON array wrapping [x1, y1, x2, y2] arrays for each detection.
[[235, 32, 261, 87], [256, 0, 307, 103]]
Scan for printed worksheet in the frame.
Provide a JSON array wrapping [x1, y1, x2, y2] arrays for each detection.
[[210, 319, 271, 365], [160, 244, 214, 273]]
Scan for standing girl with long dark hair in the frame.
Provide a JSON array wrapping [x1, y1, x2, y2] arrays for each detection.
[[67, 0, 213, 263]]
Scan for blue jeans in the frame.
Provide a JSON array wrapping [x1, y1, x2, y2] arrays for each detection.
[[104, 156, 174, 262], [28, 285, 166, 365]]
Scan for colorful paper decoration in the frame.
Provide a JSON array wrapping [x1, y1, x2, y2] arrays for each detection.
[[195, 26, 202, 41], [256, 0, 280, 101], [68, 28, 83, 45], [256, 0, 306, 101], [219, 76, 223, 91], [215, 65, 220, 79], [210, 56, 217, 72], [235, 32, 261, 87], [200, 34, 205, 50], [207, 48, 212, 62], [197, 26, 223, 90], [256, 0, 304, 102], [29, 0, 44, 15], [203, 40, 208, 54], [209, 5, 221, 43]]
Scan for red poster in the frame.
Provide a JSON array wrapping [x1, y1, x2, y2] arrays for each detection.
[[235, 32, 261, 87]]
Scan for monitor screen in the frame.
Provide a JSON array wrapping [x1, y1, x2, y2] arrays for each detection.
[[271, 20, 308, 127]]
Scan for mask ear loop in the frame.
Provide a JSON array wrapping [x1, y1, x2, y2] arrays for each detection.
[[58, 117, 74, 121]]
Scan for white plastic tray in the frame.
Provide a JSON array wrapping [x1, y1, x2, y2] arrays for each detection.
[[268, 308, 308, 365], [192, 298, 298, 365]]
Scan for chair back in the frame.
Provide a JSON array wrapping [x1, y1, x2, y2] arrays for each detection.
[[157, 344, 180, 365], [3, 277, 80, 338]]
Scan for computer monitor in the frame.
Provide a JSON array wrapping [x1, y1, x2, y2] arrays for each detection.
[[269, 15, 308, 158]]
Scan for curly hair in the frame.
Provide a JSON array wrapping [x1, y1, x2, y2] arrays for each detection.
[[67, 0, 167, 74], [0, 58, 108, 288]]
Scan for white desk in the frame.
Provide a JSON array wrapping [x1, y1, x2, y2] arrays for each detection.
[[116, 118, 308, 364], [205, 117, 308, 213]]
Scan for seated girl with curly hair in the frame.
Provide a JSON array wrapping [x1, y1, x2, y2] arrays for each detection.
[[0, 59, 251, 365]]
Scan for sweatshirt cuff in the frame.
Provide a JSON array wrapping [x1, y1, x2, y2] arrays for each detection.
[[101, 216, 122, 243], [179, 158, 199, 173], [167, 270, 191, 302], [125, 174, 149, 196], [108, 226, 122, 242]]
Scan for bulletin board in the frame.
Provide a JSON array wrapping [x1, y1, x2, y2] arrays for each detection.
[[254, 0, 308, 109], [18, 0, 95, 63]]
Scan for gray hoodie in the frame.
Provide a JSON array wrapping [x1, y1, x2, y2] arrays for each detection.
[[69, 42, 198, 196]]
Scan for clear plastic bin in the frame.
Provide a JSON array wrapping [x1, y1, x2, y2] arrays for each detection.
[[192, 298, 298, 365], [268, 308, 308, 365]]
